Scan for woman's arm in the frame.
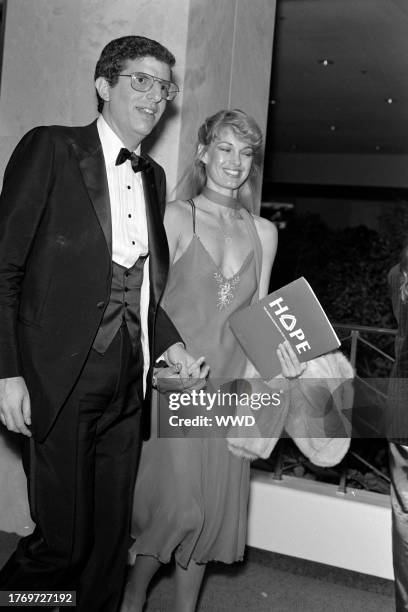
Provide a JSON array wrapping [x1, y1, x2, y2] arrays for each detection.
[[254, 216, 278, 299], [164, 200, 192, 265], [254, 216, 305, 379], [243, 216, 277, 380]]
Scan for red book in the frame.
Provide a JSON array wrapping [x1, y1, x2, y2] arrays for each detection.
[[229, 277, 340, 379]]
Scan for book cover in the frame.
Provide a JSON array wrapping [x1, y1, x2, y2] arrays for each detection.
[[229, 277, 340, 379]]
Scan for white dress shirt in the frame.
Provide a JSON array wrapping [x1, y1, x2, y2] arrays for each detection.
[[97, 115, 150, 393]]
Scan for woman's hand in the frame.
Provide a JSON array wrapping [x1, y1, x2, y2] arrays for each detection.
[[155, 344, 210, 393], [165, 343, 210, 381], [277, 340, 307, 379]]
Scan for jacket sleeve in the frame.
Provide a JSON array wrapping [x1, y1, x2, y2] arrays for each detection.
[[153, 305, 183, 361], [0, 127, 55, 378], [147, 157, 183, 359]]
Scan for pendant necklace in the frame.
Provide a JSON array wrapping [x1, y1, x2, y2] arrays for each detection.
[[201, 186, 245, 309]]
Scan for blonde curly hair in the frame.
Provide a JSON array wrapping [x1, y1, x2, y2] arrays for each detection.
[[187, 109, 263, 212]]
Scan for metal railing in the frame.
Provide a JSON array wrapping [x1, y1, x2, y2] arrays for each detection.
[[262, 323, 397, 494], [335, 322, 397, 368]]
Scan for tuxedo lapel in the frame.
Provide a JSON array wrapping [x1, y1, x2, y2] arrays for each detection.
[[71, 123, 112, 254], [70, 123, 169, 304], [142, 164, 169, 305]]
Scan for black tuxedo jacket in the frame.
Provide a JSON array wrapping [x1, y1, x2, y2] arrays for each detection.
[[0, 121, 181, 441]]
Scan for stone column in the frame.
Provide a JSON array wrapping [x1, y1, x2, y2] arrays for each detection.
[[176, 0, 276, 207], [0, 0, 276, 209]]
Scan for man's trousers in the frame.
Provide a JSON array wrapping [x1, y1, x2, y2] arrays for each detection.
[[0, 327, 144, 612]]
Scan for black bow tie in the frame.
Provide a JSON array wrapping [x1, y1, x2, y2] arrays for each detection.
[[115, 148, 151, 173]]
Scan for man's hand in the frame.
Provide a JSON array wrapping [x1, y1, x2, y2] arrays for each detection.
[[166, 343, 210, 379], [154, 360, 208, 393], [161, 344, 210, 391], [0, 376, 32, 436]]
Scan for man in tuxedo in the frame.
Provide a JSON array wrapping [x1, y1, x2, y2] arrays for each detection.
[[0, 36, 206, 611]]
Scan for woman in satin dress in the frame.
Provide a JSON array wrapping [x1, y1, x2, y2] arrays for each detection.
[[121, 109, 305, 612]]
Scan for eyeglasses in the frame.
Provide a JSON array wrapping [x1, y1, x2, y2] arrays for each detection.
[[118, 72, 179, 101]]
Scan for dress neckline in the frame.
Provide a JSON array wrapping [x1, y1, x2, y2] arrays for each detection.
[[194, 234, 254, 281], [187, 235, 254, 281]]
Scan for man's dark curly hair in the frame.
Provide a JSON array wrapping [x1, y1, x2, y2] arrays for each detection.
[[94, 36, 176, 113]]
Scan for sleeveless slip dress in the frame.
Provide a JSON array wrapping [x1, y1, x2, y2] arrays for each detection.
[[130, 201, 261, 568]]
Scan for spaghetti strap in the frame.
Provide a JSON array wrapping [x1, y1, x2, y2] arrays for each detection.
[[240, 209, 262, 300], [187, 199, 196, 234]]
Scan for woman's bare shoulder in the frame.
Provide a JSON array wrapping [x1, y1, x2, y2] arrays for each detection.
[[165, 199, 194, 223], [252, 214, 278, 242]]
